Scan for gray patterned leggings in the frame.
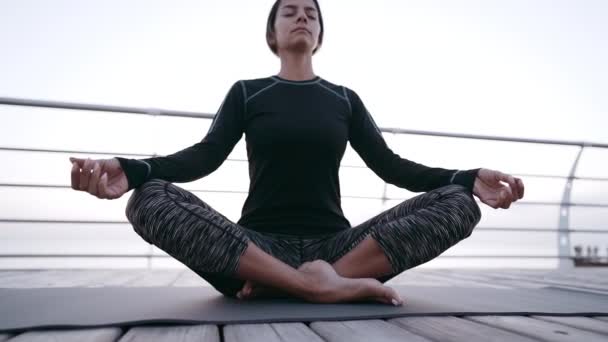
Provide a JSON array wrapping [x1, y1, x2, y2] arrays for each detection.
[[125, 179, 482, 297]]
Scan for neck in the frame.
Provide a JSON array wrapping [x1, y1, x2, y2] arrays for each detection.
[[277, 50, 315, 81]]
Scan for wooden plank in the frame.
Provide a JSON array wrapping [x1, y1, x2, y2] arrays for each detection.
[[423, 269, 545, 288], [0, 271, 45, 287], [271, 323, 326, 341], [0, 269, 150, 288], [386, 271, 458, 287], [84, 269, 151, 287], [423, 269, 526, 288], [224, 323, 323, 342], [503, 269, 608, 286], [171, 269, 211, 287], [122, 269, 182, 286], [388, 316, 540, 341], [118, 324, 219, 342], [50, 270, 130, 287], [387, 270, 499, 287], [516, 270, 608, 288], [5, 327, 122, 342], [479, 271, 608, 295], [309, 319, 432, 342], [467, 315, 608, 341], [401, 271, 512, 289], [490, 269, 608, 287], [0, 272, 32, 279], [0, 270, 116, 288], [531, 315, 608, 335]]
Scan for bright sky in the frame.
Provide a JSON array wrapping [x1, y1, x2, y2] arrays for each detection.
[[1, 0, 606, 143], [0, 0, 606, 269]]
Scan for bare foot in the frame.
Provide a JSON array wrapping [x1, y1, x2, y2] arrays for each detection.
[[237, 260, 404, 306], [236, 280, 289, 300]]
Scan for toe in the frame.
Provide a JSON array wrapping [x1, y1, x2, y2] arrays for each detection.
[[380, 285, 402, 305]]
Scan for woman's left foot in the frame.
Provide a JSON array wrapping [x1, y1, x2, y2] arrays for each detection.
[[237, 280, 288, 299]]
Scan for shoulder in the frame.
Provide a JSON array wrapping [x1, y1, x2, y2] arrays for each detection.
[[317, 79, 363, 106], [235, 76, 280, 102], [313, 78, 359, 111]]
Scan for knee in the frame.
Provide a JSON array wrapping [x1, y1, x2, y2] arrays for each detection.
[[125, 178, 168, 226], [443, 184, 482, 238]]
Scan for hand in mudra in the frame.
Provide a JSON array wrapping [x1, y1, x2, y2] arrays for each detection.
[[473, 168, 525, 209], [237, 259, 403, 306], [69, 157, 128, 199]]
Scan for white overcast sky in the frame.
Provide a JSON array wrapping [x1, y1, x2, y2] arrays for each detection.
[[1, 0, 607, 144]]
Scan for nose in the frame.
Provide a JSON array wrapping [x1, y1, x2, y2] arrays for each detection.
[[296, 10, 308, 23]]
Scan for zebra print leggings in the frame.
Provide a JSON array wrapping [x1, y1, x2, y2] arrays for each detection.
[[125, 179, 482, 297]]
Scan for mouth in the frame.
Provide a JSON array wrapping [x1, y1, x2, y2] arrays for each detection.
[[292, 28, 310, 34]]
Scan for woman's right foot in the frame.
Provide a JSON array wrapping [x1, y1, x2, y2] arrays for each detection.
[[298, 260, 404, 306]]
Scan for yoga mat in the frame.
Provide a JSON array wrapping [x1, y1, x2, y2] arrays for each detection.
[[1, 285, 607, 333]]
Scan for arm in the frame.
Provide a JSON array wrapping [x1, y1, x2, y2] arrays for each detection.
[[345, 86, 480, 193], [115, 80, 246, 191]]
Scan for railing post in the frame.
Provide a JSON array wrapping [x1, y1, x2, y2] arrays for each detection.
[[558, 145, 585, 270]]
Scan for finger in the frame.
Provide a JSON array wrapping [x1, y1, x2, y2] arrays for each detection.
[[243, 282, 253, 296], [496, 171, 516, 201], [70, 162, 81, 191], [516, 178, 524, 199], [505, 174, 519, 201], [383, 285, 403, 305], [98, 173, 109, 199], [88, 162, 101, 196], [69, 157, 85, 167], [497, 189, 506, 209], [502, 187, 513, 209], [79, 158, 93, 191], [494, 191, 505, 209]]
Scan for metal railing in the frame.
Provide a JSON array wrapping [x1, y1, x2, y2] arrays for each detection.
[[1, 96, 607, 269]]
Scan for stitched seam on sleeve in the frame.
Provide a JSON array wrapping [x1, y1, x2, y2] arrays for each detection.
[[141, 160, 152, 179], [342, 86, 352, 114], [450, 170, 461, 183], [239, 80, 248, 116]]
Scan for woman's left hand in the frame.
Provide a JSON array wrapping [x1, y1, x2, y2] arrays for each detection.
[[473, 168, 524, 209]]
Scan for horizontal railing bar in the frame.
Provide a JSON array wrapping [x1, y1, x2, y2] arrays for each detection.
[[383, 127, 608, 148], [0, 254, 578, 258], [0, 146, 369, 170], [2, 146, 606, 181], [0, 219, 605, 233], [2, 97, 607, 148], [1, 184, 607, 207], [0, 183, 251, 194], [0, 146, 155, 158], [0, 97, 213, 119]]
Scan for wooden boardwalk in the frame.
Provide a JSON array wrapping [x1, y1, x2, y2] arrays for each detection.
[[1, 267, 607, 341]]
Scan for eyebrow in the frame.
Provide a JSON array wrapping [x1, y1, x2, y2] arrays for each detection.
[[281, 4, 317, 12]]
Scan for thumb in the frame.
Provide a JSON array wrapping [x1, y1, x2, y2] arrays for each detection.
[[100, 173, 111, 197], [69, 157, 84, 165]]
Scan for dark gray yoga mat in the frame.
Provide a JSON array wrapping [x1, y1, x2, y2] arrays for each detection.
[[1, 285, 607, 333]]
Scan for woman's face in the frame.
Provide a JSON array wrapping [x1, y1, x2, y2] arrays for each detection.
[[272, 0, 321, 55]]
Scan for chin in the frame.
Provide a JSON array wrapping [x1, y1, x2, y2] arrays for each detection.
[[287, 41, 313, 53]]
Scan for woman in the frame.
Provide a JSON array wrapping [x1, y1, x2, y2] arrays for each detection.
[[69, 0, 524, 306]]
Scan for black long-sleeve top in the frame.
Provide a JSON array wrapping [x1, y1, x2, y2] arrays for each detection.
[[116, 75, 480, 236]]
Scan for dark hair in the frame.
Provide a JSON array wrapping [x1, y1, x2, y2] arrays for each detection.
[[266, 0, 324, 56]]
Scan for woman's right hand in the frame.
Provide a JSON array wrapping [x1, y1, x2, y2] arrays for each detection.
[[70, 157, 128, 199]]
